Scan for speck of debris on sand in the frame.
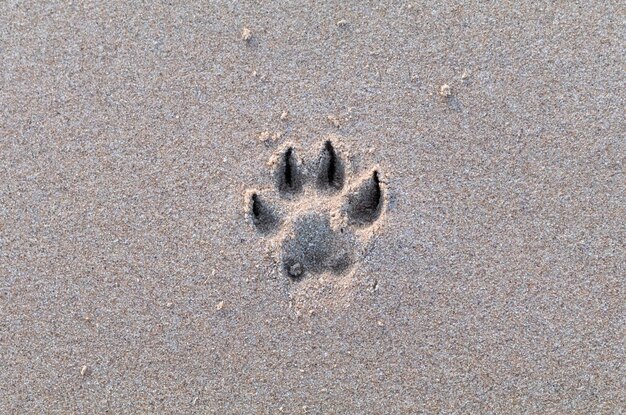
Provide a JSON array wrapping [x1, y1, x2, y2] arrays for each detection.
[[439, 83, 452, 97], [241, 27, 252, 42], [327, 114, 341, 127], [289, 263, 303, 278], [258, 130, 283, 144]]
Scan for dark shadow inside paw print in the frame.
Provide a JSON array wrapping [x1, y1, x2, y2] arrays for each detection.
[[317, 140, 345, 191], [345, 170, 382, 226], [276, 147, 303, 196], [249, 192, 278, 234]]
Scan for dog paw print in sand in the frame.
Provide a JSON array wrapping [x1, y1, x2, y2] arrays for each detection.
[[244, 138, 386, 309]]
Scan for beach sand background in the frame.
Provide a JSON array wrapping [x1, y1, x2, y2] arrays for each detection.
[[1, 1, 624, 413]]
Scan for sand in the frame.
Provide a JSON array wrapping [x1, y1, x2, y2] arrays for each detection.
[[1, 1, 625, 413]]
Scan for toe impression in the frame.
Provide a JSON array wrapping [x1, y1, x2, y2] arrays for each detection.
[[276, 147, 303, 196], [317, 140, 345, 191], [345, 170, 383, 226], [248, 192, 278, 233]]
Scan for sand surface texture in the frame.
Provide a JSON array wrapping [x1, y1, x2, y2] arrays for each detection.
[[1, 2, 625, 413]]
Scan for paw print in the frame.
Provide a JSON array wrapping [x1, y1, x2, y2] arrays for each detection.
[[245, 139, 385, 282]]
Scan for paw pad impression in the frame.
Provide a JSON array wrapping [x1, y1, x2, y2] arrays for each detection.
[[245, 139, 385, 281]]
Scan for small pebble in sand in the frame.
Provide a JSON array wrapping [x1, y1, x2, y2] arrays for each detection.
[[258, 130, 283, 144], [461, 68, 470, 80], [439, 84, 452, 97], [258, 131, 271, 142], [289, 263, 303, 277], [280, 110, 289, 121], [328, 115, 341, 128], [337, 19, 349, 27], [241, 27, 252, 42], [80, 365, 89, 376], [216, 300, 224, 310]]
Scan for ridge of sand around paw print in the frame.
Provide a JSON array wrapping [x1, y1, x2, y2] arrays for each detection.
[[244, 138, 387, 287]]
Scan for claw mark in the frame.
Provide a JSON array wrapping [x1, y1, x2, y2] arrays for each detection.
[[284, 148, 294, 187]]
